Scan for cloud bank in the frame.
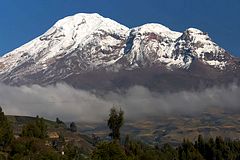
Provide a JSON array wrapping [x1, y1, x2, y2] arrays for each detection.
[[0, 83, 240, 122]]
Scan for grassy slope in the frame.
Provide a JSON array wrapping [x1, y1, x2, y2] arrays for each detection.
[[6, 115, 94, 152]]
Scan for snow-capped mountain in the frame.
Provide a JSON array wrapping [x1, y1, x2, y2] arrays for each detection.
[[0, 13, 239, 91], [0, 13, 128, 76]]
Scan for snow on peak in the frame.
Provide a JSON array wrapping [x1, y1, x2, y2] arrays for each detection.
[[38, 13, 129, 61], [133, 23, 172, 33], [178, 28, 227, 69], [41, 12, 129, 46], [54, 13, 103, 27], [131, 23, 182, 40], [184, 27, 211, 42], [52, 13, 129, 36], [186, 28, 204, 34]]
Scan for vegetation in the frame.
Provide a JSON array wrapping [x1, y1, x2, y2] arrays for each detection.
[[0, 107, 90, 159], [10, 137, 61, 160], [92, 141, 127, 160], [92, 131, 240, 160], [107, 107, 124, 141], [69, 122, 77, 132], [1, 106, 240, 159], [21, 116, 48, 139], [0, 106, 13, 151], [56, 117, 64, 124]]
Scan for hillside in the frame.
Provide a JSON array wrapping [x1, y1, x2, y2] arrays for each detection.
[[6, 115, 93, 152]]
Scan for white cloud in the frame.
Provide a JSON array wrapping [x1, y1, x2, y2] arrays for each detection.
[[0, 83, 240, 122]]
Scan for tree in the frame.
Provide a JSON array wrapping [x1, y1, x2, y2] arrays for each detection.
[[195, 135, 206, 157], [21, 116, 47, 139], [0, 106, 13, 150], [91, 141, 127, 160], [56, 117, 64, 124], [178, 139, 204, 160], [70, 122, 77, 132], [64, 144, 89, 160], [159, 143, 178, 160], [35, 116, 48, 138], [107, 107, 124, 141]]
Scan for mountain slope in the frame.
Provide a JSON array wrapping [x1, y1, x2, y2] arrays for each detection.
[[0, 13, 239, 91]]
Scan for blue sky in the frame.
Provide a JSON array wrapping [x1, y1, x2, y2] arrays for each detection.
[[0, 0, 239, 56]]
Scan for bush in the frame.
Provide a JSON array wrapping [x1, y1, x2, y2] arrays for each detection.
[[21, 116, 47, 139], [10, 137, 61, 160], [92, 141, 127, 160]]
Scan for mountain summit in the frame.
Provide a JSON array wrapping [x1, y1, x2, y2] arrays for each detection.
[[0, 13, 239, 91]]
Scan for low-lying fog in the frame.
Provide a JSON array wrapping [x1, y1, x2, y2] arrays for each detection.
[[0, 83, 240, 122]]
